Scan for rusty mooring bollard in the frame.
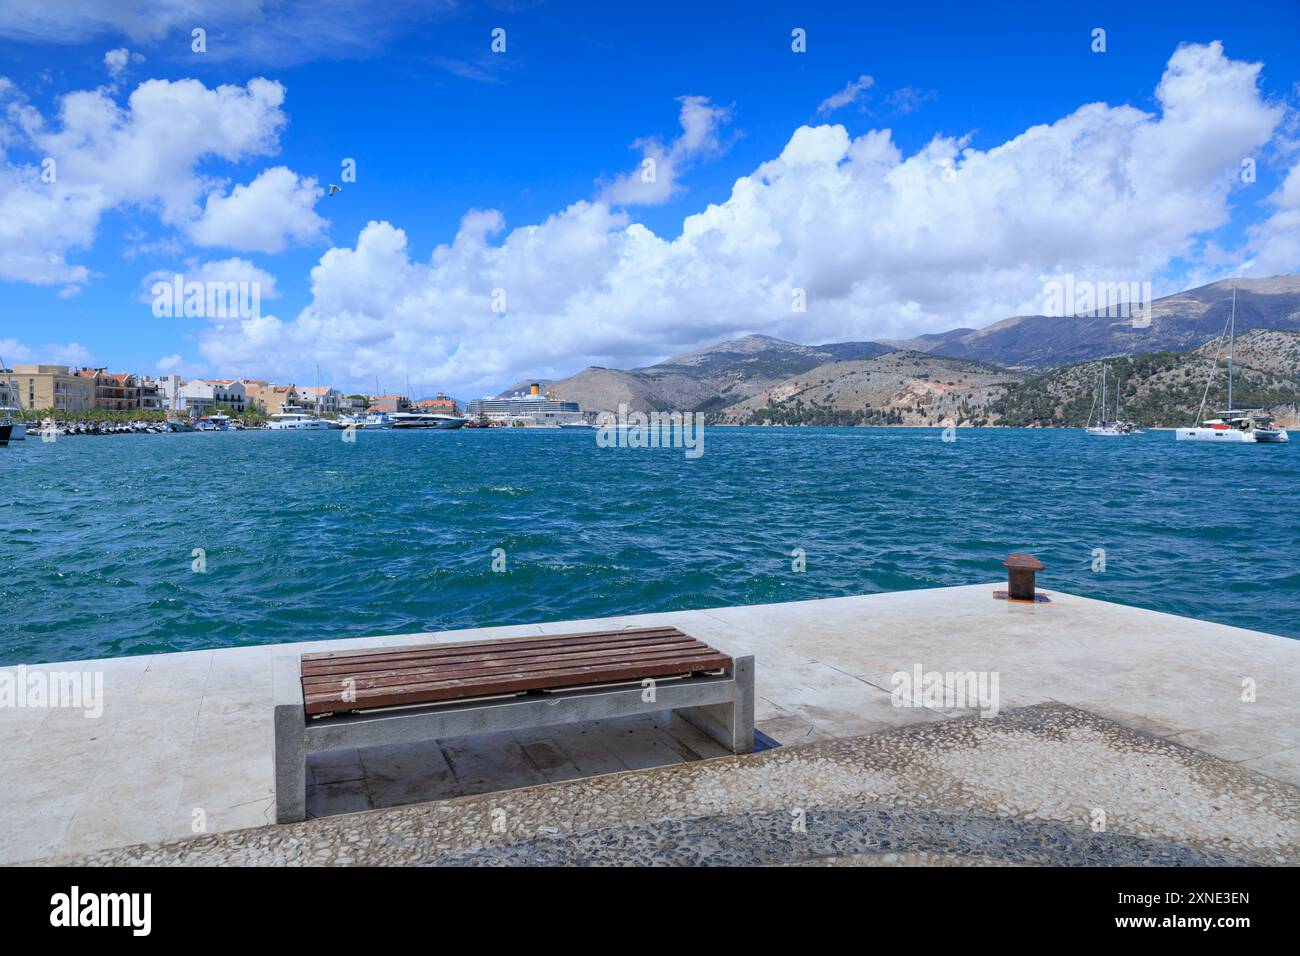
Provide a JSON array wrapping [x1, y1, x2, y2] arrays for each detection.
[[1002, 552, 1044, 601]]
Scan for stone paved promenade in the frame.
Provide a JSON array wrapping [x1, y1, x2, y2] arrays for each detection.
[[4, 583, 1299, 864]]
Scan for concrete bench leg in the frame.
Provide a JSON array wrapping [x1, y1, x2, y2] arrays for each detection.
[[273, 656, 307, 823], [679, 655, 755, 754]]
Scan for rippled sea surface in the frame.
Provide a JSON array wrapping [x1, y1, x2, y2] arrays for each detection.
[[2, 427, 1297, 663]]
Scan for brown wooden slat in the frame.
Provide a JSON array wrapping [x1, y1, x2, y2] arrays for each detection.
[[302, 651, 731, 714], [301, 626, 682, 664], [300, 629, 689, 671], [300, 633, 704, 680], [302, 644, 726, 693], [300, 638, 708, 683]]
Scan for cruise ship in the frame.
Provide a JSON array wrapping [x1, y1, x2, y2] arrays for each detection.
[[465, 384, 588, 427]]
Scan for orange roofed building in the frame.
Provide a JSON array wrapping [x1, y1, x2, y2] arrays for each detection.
[[245, 383, 300, 416], [73, 368, 162, 411], [412, 393, 458, 414]]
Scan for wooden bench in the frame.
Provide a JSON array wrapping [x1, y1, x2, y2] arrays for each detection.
[[273, 626, 755, 823]]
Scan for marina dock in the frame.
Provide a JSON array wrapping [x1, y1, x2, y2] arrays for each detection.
[[3, 584, 1298, 866]]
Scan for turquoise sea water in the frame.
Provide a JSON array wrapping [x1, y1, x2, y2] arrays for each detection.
[[2, 426, 1297, 664]]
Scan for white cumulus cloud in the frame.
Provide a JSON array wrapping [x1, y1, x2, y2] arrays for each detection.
[[195, 42, 1291, 396], [598, 95, 732, 207], [0, 337, 94, 367], [189, 166, 327, 253], [1244, 158, 1300, 275], [102, 47, 144, 80], [139, 256, 280, 305], [0, 75, 325, 287]]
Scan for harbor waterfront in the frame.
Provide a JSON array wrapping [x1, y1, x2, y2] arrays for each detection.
[[2, 425, 1297, 667]]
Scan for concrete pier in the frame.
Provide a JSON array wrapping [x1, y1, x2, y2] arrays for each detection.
[[3, 583, 1299, 864]]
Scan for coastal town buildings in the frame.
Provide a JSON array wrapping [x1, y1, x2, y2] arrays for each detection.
[[298, 386, 341, 417], [178, 379, 248, 414], [5, 365, 168, 413], [369, 394, 412, 414], [244, 383, 300, 416], [139, 379, 162, 410], [9, 364, 97, 411], [148, 374, 183, 411], [68, 369, 164, 411], [413, 392, 459, 414], [338, 394, 368, 415], [4, 364, 477, 421]]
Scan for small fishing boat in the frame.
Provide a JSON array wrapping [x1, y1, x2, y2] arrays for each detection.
[[0, 422, 11, 446]]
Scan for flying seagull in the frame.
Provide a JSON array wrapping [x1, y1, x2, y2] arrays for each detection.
[[328, 184, 342, 197]]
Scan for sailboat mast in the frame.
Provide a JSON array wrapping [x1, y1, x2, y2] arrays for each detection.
[[0, 352, 19, 417], [1227, 287, 1235, 413], [1101, 364, 1107, 423]]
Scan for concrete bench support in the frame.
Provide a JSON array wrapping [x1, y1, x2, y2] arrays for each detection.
[[273, 653, 756, 824]]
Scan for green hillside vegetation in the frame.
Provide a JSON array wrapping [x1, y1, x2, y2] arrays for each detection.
[[748, 401, 910, 426], [991, 348, 1300, 427]]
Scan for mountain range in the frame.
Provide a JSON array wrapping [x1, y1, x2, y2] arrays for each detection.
[[502, 274, 1300, 427], [881, 274, 1300, 366]]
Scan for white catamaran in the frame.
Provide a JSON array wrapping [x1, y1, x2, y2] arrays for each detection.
[[1175, 288, 1289, 444]]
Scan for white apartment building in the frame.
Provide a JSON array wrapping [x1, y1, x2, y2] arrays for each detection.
[[298, 386, 341, 417], [150, 374, 184, 411], [178, 379, 247, 413]]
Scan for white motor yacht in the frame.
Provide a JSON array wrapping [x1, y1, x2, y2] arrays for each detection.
[[390, 412, 468, 429], [266, 411, 332, 430], [338, 412, 394, 429]]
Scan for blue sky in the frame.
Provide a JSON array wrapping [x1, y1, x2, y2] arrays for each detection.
[[1, 0, 1298, 396]]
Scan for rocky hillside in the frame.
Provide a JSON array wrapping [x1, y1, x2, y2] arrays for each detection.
[[883, 275, 1300, 366], [989, 329, 1300, 428], [719, 352, 1024, 426], [545, 334, 895, 414]]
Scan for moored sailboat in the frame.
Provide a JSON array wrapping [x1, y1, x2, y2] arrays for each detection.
[[1, 355, 29, 439], [1084, 363, 1136, 436], [1175, 287, 1289, 444]]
